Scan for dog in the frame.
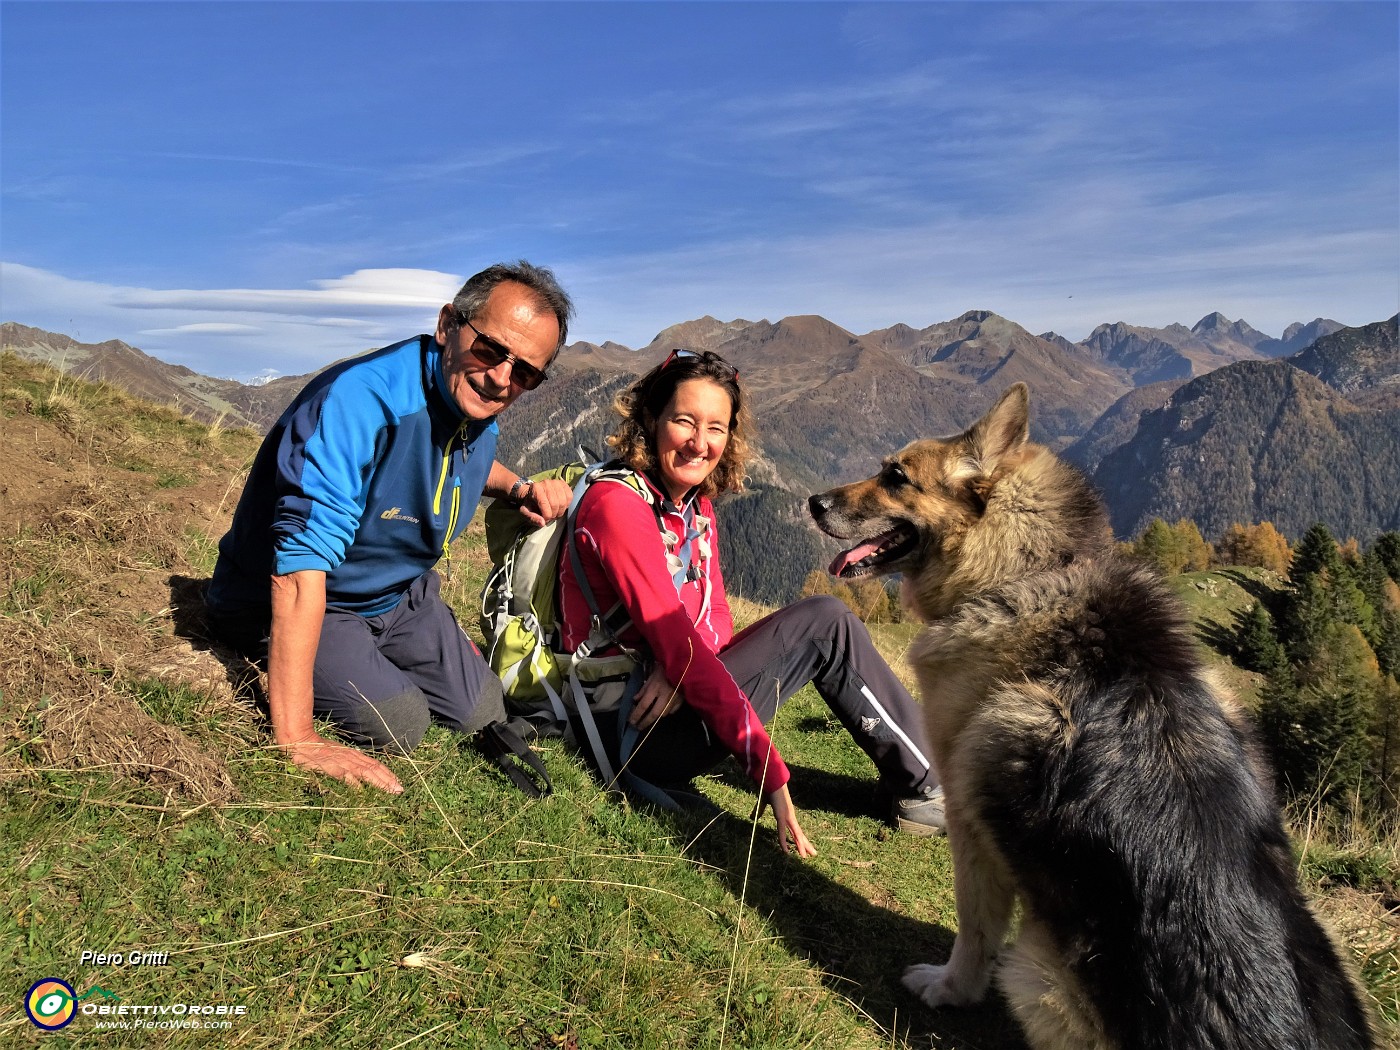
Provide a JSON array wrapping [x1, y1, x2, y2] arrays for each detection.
[[809, 384, 1373, 1050]]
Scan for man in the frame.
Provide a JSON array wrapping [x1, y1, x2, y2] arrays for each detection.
[[206, 261, 574, 793]]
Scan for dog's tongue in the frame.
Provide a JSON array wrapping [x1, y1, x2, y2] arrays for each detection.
[[829, 538, 886, 577]]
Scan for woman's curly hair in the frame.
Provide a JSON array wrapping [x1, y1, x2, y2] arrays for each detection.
[[607, 350, 751, 499]]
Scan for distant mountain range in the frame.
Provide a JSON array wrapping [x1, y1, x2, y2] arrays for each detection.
[[4, 310, 1395, 602], [1088, 318, 1398, 543]]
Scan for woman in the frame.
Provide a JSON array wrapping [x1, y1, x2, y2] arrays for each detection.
[[557, 349, 942, 856]]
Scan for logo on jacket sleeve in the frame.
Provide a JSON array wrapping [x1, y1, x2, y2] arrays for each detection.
[[380, 507, 421, 524]]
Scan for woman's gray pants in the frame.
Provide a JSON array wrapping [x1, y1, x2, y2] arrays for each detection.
[[625, 595, 938, 796]]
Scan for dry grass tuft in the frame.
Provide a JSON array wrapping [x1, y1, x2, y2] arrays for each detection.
[[3, 384, 36, 414], [0, 606, 240, 804], [1315, 887, 1400, 1039], [40, 683, 239, 805], [46, 482, 187, 565]]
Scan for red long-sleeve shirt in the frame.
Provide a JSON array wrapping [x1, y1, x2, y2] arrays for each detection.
[[557, 474, 790, 793]]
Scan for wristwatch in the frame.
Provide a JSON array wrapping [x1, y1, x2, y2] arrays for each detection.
[[508, 477, 533, 505]]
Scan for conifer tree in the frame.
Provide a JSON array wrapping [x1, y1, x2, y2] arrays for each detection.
[[1261, 622, 1377, 808], [1134, 518, 1183, 575], [1302, 622, 1380, 805], [1373, 531, 1400, 583], [1356, 547, 1397, 652], [1280, 523, 1377, 656], [1336, 559, 1377, 643], [1372, 608, 1400, 681], [1280, 573, 1334, 667], [1372, 675, 1400, 815], [1236, 601, 1286, 676], [1260, 522, 1395, 814], [1289, 523, 1341, 584], [1135, 518, 1171, 571]]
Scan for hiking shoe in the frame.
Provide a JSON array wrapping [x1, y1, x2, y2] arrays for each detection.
[[892, 785, 946, 836]]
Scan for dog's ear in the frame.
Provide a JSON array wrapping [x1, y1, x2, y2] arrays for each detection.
[[969, 383, 1030, 467]]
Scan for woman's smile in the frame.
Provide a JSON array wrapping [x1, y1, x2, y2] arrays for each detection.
[[653, 378, 732, 502]]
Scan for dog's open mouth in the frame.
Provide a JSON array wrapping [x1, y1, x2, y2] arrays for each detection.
[[828, 523, 918, 579]]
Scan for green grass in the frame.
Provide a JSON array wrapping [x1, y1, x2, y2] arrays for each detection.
[[1, 481, 1006, 1047], [1, 677, 1018, 1049], [182, 527, 222, 578], [6, 518, 1392, 1048]]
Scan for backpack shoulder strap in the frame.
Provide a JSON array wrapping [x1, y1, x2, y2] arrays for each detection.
[[563, 462, 661, 624], [562, 462, 623, 627], [586, 466, 706, 590]]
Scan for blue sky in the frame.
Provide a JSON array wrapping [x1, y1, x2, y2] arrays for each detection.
[[2, 1, 1396, 382]]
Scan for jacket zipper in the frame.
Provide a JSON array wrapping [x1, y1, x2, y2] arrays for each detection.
[[435, 421, 467, 577]]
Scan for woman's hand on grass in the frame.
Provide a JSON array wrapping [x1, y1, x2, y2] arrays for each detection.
[[763, 785, 816, 858]]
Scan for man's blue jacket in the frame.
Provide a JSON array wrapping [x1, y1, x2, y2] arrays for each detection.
[[207, 335, 497, 618]]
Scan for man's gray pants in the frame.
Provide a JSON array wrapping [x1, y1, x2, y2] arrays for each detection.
[[209, 570, 503, 754], [311, 571, 504, 752]]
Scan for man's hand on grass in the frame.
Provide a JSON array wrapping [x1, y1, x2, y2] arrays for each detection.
[[281, 734, 404, 794]]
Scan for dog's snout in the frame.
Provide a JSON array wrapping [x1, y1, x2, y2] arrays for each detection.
[[808, 493, 832, 518]]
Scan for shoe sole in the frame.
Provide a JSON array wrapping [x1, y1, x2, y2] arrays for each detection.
[[893, 814, 946, 837]]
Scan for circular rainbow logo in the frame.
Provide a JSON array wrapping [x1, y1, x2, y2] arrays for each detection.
[[26, 978, 77, 1030]]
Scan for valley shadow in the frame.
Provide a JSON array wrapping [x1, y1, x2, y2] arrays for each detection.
[[166, 574, 269, 717], [1216, 568, 1288, 613], [1195, 618, 1239, 660], [658, 771, 1028, 1050]]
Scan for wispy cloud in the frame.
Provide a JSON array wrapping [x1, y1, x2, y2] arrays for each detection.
[[0, 263, 456, 379], [139, 323, 262, 336], [133, 150, 374, 175], [395, 145, 558, 183], [982, 1, 1329, 48], [113, 268, 460, 315]]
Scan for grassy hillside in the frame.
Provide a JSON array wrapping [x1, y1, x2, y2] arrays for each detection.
[[1164, 565, 1290, 707], [1, 354, 1394, 1047]]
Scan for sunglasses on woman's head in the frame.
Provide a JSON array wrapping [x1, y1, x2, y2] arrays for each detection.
[[662, 348, 739, 380], [457, 313, 549, 390]]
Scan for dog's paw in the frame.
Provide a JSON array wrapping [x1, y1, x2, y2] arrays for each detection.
[[902, 963, 984, 1008]]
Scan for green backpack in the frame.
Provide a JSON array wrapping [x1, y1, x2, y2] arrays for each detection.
[[480, 458, 670, 788]]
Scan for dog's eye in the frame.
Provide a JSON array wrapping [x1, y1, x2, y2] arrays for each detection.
[[882, 464, 911, 489]]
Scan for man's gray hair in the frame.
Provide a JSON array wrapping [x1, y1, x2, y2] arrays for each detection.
[[451, 260, 574, 351]]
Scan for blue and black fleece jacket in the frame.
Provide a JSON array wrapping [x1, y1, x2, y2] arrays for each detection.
[[207, 335, 497, 619]]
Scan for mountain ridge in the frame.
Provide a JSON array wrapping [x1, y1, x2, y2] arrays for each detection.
[[5, 310, 1394, 600], [1, 308, 1352, 430]]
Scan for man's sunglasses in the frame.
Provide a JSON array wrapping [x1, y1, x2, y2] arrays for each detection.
[[457, 313, 549, 390], [662, 347, 739, 380]]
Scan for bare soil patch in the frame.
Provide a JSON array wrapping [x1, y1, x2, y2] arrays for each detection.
[[1, 354, 261, 802]]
